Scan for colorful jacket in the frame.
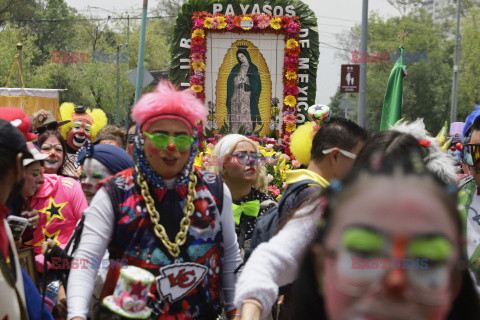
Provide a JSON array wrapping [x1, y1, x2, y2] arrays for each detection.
[[101, 167, 225, 319], [27, 174, 87, 258], [458, 175, 480, 282]]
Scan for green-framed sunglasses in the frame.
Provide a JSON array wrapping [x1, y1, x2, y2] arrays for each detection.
[[143, 132, 193, 152]]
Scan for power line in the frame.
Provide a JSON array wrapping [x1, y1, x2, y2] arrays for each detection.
[[2, 15, 175, 23], [317, 15, 359, 23]]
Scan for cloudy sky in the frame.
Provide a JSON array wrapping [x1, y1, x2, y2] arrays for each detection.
[[65, 0, 400, 104]]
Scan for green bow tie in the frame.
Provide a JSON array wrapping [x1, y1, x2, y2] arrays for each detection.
[[232, 200, 260, 225]]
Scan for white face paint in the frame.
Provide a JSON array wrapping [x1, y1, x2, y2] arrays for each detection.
[[80, 158, 113, 203]]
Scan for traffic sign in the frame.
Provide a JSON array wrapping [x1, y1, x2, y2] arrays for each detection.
[[340, 64, 360, 93], [127, 67, 154, 90]]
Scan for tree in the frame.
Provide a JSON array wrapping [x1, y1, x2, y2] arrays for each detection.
[[335, 11, 454, 133]]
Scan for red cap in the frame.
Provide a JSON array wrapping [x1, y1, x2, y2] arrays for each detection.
[[0, 107, 37, 141]]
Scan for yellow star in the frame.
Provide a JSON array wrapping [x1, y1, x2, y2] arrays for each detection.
[[39, 197, 67, 226], [34, 227, 61, 247]]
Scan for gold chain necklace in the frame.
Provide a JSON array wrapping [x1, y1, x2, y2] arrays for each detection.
[[135, 165, 197, 259]]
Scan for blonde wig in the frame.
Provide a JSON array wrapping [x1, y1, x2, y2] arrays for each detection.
[[208, 134, 268, 194]]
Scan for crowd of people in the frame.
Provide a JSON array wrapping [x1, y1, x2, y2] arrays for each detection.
[[1, 80, 480, 320]]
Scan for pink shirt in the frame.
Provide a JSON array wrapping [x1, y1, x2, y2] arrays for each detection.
[[27, 174, 87, 261]]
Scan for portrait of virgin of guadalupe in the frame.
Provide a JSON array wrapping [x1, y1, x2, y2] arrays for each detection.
[[226, 48, 262, 133]]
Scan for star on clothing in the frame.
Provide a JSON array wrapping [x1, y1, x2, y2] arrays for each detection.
[[34, 227, 61, 247], [39, 197, 67, 226], [130, 280, 148, 297]]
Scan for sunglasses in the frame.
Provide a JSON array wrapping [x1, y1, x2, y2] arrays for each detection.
[[322, 148, 357, 159], [143, 132, 193, 152], [230, 152, 264, 166], [462, 144, 480, 167], [36, 122, 58, 134]]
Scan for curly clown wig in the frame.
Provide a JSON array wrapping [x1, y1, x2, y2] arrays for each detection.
[[132, 81, 207, 132]]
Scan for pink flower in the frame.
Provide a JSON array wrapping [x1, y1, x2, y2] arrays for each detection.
[[268, 185, 280, 197], [193, 18, 204, 29], [282, 182, 288, 189], [190, 52, 203, 62], [226, 17, 235, 30], [292, 160, 301, 168], [283, 114, 296, 124], [286, 21, 299, 34], [211, 16, 220, 29], [267, 174, 274, 183], [190, 45, 205, 54], [285, 56, 299, 64], [284, 154, 291, 162], [265, 144, 274, 152], [284, 86, 299, 96], [257, 14, 270, 29], [190, 76, 203, 85]]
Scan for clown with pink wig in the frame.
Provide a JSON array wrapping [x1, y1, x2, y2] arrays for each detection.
[[67, 81, 242, 320]]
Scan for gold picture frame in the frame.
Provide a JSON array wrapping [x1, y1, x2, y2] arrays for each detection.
[[18, 247, 36, 283]]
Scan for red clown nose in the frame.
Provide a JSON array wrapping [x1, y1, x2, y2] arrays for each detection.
[[167, 142, 176, 152]]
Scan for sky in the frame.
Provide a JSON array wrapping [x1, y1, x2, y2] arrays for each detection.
[[65, 0, 400, 105]]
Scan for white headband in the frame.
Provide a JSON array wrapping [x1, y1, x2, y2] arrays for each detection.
[[218, 134, 249, 163]]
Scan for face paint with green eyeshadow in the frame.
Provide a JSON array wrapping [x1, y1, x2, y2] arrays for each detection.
[[408, 236, 451, 261], [342, 226, 385, 253], [92, 172, 104, 179]]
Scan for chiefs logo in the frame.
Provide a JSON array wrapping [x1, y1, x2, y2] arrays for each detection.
[[156, 263, 208, 303]]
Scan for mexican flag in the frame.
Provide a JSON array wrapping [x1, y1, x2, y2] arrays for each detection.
[[380, 47, 407, 131]]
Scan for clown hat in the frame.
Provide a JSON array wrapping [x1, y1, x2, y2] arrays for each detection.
[[103, 266, 155, 319]]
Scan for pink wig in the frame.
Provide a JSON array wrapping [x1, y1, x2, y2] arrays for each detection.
[[132, 81, 207, 131]]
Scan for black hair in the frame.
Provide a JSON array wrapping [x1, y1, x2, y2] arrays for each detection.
[[290, 156, 480, 319], [354, 130, 423, 170], [310, 117, 369, 161], [0, 147, 18, 180], [38, 130, 68, 175]]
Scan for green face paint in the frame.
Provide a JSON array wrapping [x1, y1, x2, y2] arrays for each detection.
[[93, 172, 104, 179], [80, 171, 87, 178], [342, 227, 385, 253], [409, 236, 451, 261]]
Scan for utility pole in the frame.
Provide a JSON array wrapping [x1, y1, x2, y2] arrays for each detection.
[[357, 0, 368, 128], [116, 45, 121, 124], [450, 0, 461, 124], [135, 0, 148, 104]]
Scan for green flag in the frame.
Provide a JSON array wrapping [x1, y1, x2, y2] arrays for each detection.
[[380, 47, 407, 131]]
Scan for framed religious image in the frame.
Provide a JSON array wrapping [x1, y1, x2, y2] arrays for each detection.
[[18, 247, 37, 283]]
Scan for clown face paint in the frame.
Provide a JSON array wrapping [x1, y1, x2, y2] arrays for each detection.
[[318, 178, 460, 320], [143, 119, 191, 180], [41, 137, 64, 174], [21, 162, 44, 197], [80, 158, 113, 203], [67, 119, 92, 150]]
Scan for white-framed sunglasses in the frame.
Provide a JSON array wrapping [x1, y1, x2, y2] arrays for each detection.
[[322, 148, 357, 159]]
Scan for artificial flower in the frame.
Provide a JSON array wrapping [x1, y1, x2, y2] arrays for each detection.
[[193, 18, 204, 29], [292, 159, 301, 168], [190, 45, 206, 55], [211, 16, 220, 29], [285, 71, 298, 80], [270, 17, 281, 30], [192, 61, 205, 71], [286, 39, 299, 49], [285, 56, 299, 64], [192, 36, 205, 46], [190, 52, 204, 62], [234, 16, 242, 28], [204, 17, 213, 29], [286, 47, 301, 57], [285, 122, 296, 132], [286, 21, 299, 34], [218, 16, 227, 29], [284, 86, 299, 96], [268, 185, 280, 197], [190, 76, 203, 85], [283, 114, 296, 124], [241, 16, 253, 30], [226, 16, 235, 30], [285, 63, 297, 72], [257, 14, 270, 29], [192, 29, 205, 38], [191, 84, 203, 93]]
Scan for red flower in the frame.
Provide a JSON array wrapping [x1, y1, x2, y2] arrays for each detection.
[[285, 63, 297, 72], [284, 86, 299, 97], [284, 79, 297, 88], [192, 36, 205, 46], [281, 16, 290, 29], [286, 47, 301, 57], [285, 147, 292, 156], [191, 45, 206, 54], [190, 76, 204, 85]]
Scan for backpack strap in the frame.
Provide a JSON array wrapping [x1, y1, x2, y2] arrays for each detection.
[[277, 179, 319, 214]]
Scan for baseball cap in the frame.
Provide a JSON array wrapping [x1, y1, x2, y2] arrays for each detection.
[[0, 119, 33, 158], [23, 142, 49, 166], [0, 107, 38, 141]]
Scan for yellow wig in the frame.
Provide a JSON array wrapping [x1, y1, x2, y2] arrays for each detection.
[[290, 121, 316, 166], [59, 102, 108, 141]]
